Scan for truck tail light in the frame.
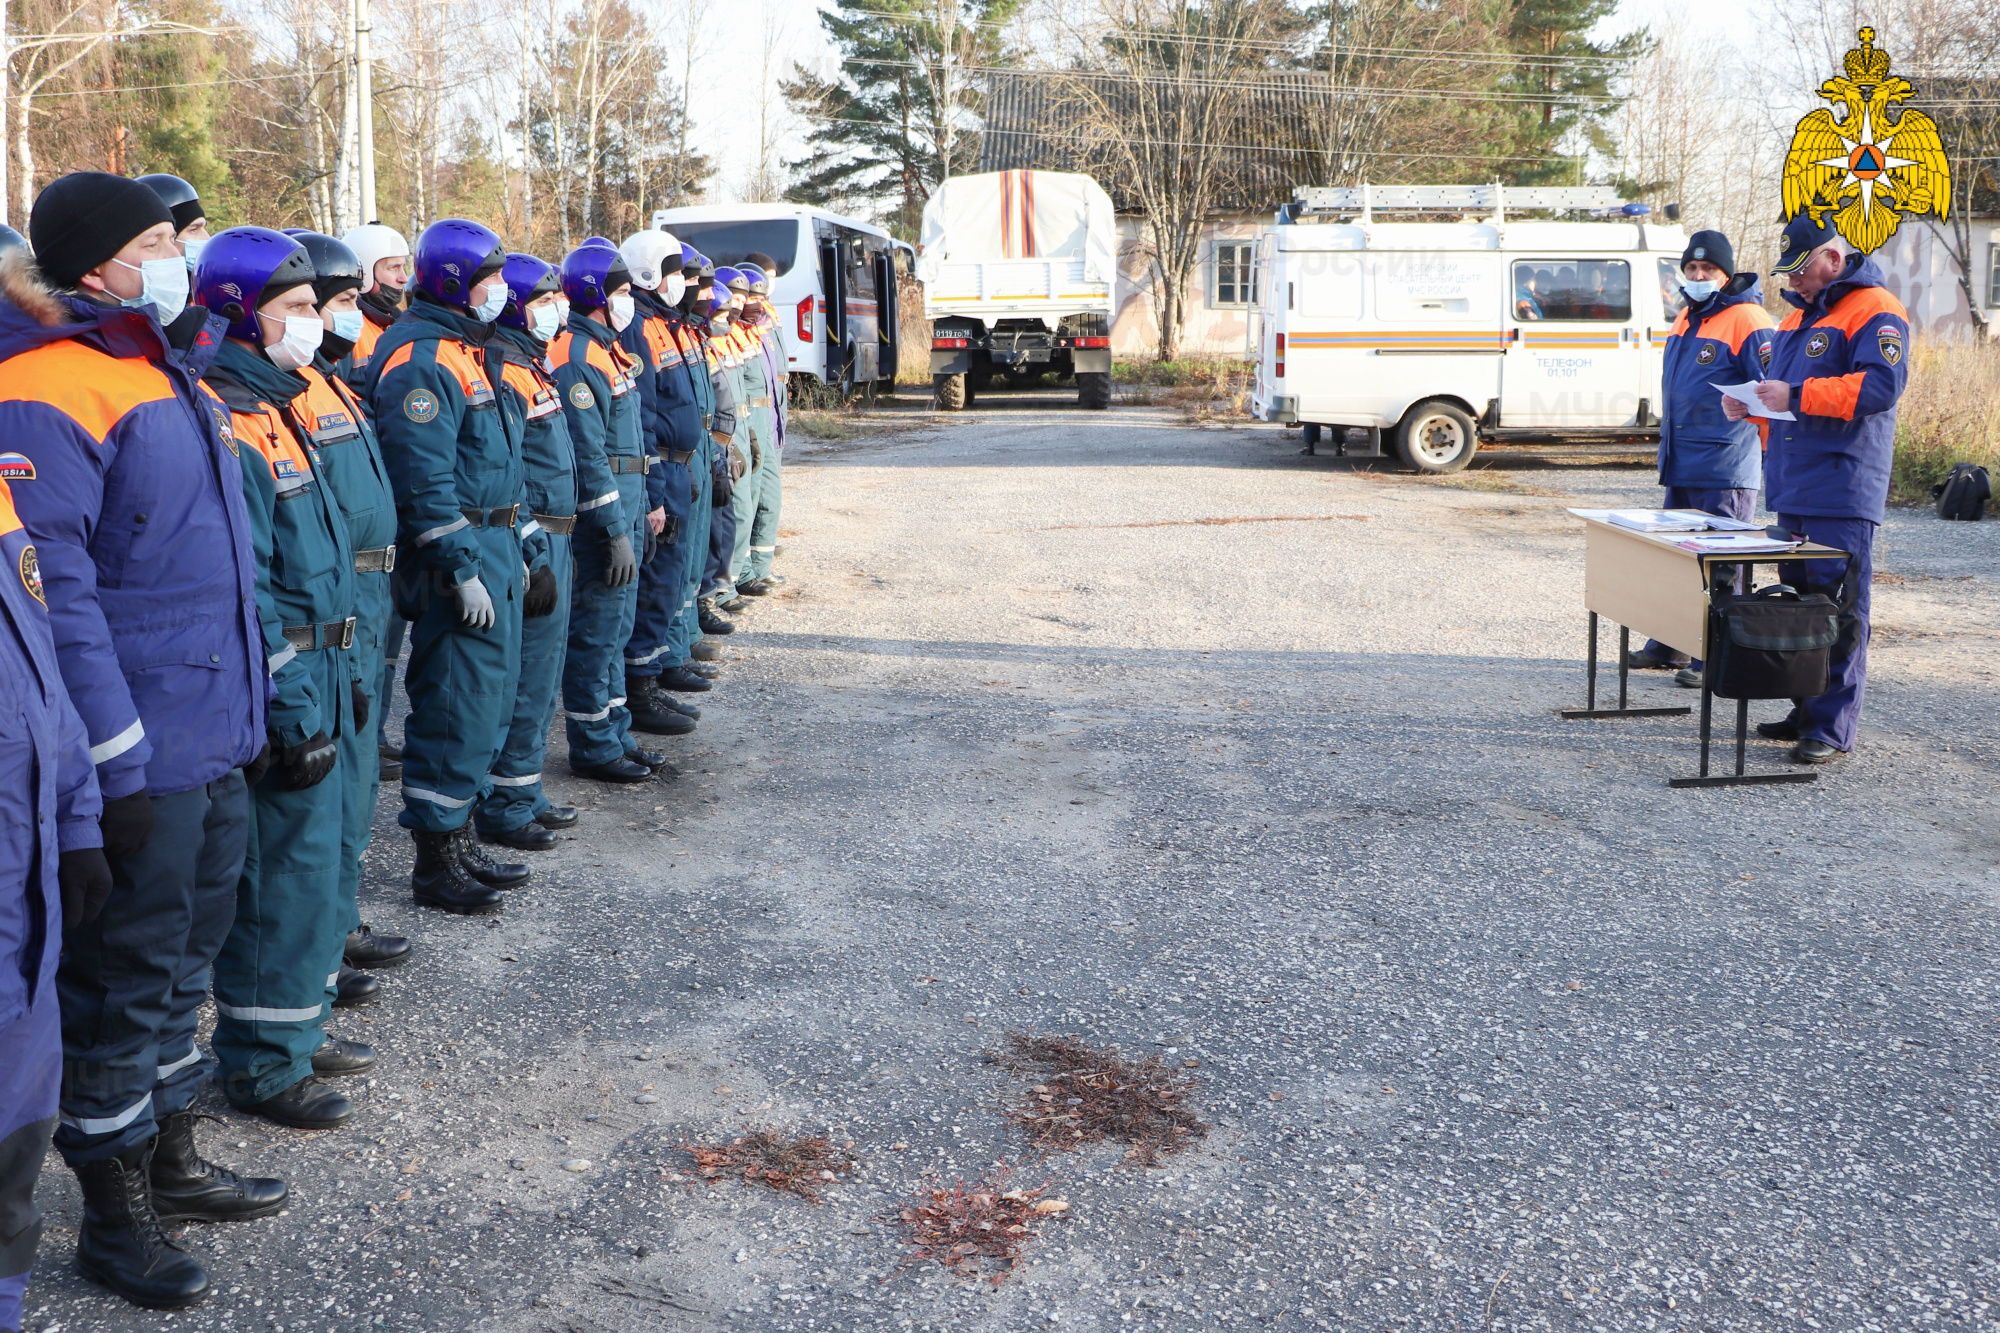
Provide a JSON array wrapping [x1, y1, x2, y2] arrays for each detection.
[[1069, 336, 1109, 348], [797, 295, 815, 342], [1275, 333, 1285, 380], [933, 336, 970, 349]]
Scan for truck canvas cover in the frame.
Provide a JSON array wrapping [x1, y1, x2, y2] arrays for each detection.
[[917, 170, 1116, 289]]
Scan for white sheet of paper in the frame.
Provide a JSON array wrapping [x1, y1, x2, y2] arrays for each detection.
[[1711, 380, 1797, 421]]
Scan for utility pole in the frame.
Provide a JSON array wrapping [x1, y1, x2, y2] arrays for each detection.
[[936, 0, 956, 182], [357, 0, 377, 221]]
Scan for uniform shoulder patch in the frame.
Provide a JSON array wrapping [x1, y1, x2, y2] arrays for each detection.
[[19, 543, 43, 605], [1877, 327, 1904, 365], [403, 387, 441, 423], [1758, 340, 1772, 369], [569, 382, 596, 410], [0, 452, 33, 480]]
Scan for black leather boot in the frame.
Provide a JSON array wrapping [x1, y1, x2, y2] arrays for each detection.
[[572, 755, 653, 783], [74, 1141, 211, 1309], [624, 745, 670, 770], [689, 639, 719, 662], [411, 829, 505, 914], [148, 1110, 288, 1224], [333, 966, 380, 1008], [536, 804, 579, 828], [454, 824, 529, 888], [344, 923, 411, 969], [736, 578, 773, 597], [238, 1078, 354, 1131], [312, 1037, 376, 1076], [658, 665, 713, 693], [480, 821, 559, 851], [697, 599, 735, 635], [683, 661, 721, 680], [626, 673, 696, 736]]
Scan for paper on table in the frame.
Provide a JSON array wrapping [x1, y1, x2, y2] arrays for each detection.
[[1711, 380, 1797, 421]]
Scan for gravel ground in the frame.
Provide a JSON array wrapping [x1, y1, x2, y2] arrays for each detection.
[[21, 386, 2000, 1333]]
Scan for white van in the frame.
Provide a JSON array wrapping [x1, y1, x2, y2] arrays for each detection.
[[650, 203, 901, 396], [1250, 185, 1690, 472]]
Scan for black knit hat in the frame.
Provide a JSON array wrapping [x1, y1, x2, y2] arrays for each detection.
[[1681, 229, 1734, 277], [29, 172, 175, 289]]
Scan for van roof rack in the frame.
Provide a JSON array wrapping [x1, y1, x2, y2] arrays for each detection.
[[1290, 184, 1638, 223]]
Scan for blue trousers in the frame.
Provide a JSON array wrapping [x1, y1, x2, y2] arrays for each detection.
[[704, 483, 737, 602], [0, 991, 59, 1328], [478, 533, 573, 832], [564, 477, 645, 766], [626, 458, 695, 678], [1644, 485, 1760, 664], [214, 647, 353, 1106], [666, 445, 716, 662], [1777, 513, 1874, 753], [397, 531, 525, 833], [338, 570, 393, 933], [377, 612, 406, 749], [55, 770, 246, 1164]]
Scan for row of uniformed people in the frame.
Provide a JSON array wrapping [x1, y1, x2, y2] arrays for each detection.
[[0, 170, 788, 1319]]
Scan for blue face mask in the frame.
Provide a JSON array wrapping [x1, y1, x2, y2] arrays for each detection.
[[329, 309, 365, 343], [473, 278, 507, 324], [1680, 277, 1721, 302], [181, 237, 207, 271], [530, 302, 561, 341]]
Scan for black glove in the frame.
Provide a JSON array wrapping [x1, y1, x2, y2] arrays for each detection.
[[524, 564, 559, 617], [352, 680, 370, 731], [278, 731, 337, 791], [241, 741, 273, 788], [604, 534, 638, 588], [714, 472, 734, 506], [59, 846, 114, 930], [642, 523, 659, 565], [99, 790, 154, 860]]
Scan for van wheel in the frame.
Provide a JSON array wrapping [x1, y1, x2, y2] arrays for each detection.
[[1077, 372, 1111, 410], [1395, 400, 1477, 473], [934, 373, 966, 411]]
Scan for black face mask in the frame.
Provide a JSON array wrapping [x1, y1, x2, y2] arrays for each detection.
[[358, 286, 403, 324], [319, 329, 356, 363]]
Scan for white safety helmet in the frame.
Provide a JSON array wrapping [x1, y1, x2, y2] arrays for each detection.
[[619, 228, 681, 293], [342, 222, 411, 289]]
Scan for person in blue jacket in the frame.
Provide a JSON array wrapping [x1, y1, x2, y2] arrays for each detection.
[[674, 249, 731, 658], [616, 228, 706, 730], [282, 229, 412, 1017], [1727, 212, 1911, 765], [553, 241, 660, 783], [196, 227, 362, 1132], [700, 268, 744, 631], [2, 172, 282, 1311], [0, 473, 109, 1333], [1627, 229, 1777, 683], [476, 253, 583, 850], [365, 219, 529, 912]]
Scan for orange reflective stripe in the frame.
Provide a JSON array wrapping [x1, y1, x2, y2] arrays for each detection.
[[0, 339, 176, 445], [0, 477, 19, 538], [1800, 372, 1867, 421], [377, 342, 417, 377], [232, 404, 315, 484], [433, 340, 492, 397], [500, 362, 559, 418], [1818, 285, 1907, 336], [1703, 303, 1776, 354]]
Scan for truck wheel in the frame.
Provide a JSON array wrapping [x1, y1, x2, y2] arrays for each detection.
[[1077, 372, 1111, 410], [1395, 400, 1477, 473], [933, 373, 966, 412]]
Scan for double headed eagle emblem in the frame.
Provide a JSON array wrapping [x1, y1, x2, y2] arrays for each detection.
[[1782, 27, 1950, 253]]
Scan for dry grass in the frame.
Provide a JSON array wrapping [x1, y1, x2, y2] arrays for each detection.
[[894, 1168, 1067, 1286], [682, 1130, 857, 1203], [992, 1032, 1208, 1168], [1892, 340, 2000, 505]]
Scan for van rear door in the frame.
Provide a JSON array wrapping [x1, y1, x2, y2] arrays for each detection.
[[1501, 257, 1642, 427]]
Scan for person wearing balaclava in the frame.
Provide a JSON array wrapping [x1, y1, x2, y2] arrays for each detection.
[[0, 172, 279, 1312]]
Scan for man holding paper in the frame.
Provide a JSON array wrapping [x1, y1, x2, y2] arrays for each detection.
[[1627, 230, 1776, 682], [1722, 212, 1910, 764]]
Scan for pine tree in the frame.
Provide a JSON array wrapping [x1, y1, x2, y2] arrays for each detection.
[[1505, 0, 1649, 184]]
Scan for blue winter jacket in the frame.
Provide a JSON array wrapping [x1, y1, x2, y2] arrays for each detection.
[[1657, 279, 1776, 491], [1766, 254, 1911, 524], [0, 478, 101, 1029], [0, 261, 266, 800], [492, 325, 576, 573]]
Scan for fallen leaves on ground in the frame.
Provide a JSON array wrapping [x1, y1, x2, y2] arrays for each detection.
[[993, 1032, 1209, 1167], [682, 1130, 858, 1204], [896, 1169, 1065, 1286]]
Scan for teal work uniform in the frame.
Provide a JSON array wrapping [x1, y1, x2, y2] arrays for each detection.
[[665, 314, 716, 664], [728, 328, 776, 586], [739, 322, 784, 585], [204, 339, 358, 1106], [478, 327, 577, 831], [300, 358, 395, 960], [365, 297, 527, 832], [553, 313, 645, 767]]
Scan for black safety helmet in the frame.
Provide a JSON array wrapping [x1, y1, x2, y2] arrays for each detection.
[[135, 173, 205, 233], [282, 229, 366, 307]]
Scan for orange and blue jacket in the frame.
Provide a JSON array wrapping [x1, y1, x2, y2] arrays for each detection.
[[1765, 253, 1910, 523], [1658, 281, 1776, 490], [551, 312, 643, 538], [491, 324, 576, 573]]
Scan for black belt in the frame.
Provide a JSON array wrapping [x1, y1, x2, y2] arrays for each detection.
[[460, 505, 519, 528], [532, 513, 576, 535], [354, 547, 395, 574], [668, 450, 694, 465], [283, 617, 355, 652], [608, 456, 649, 474]]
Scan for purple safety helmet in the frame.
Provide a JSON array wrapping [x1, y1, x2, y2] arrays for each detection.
[[193, 226, 316, 343], [413, 218, 506, 309]]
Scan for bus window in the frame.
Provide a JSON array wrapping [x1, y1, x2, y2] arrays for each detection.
[[1512, 259, 1630, 321]]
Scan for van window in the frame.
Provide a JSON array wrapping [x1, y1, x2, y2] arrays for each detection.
[[1658, 258, 1687, 323], [1510, 259, 1630, 321], [664, 220, 800, 276]]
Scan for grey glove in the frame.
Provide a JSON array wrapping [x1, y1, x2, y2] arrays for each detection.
[[605, 534, 638, 588], [455, 574, 496, 630]]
